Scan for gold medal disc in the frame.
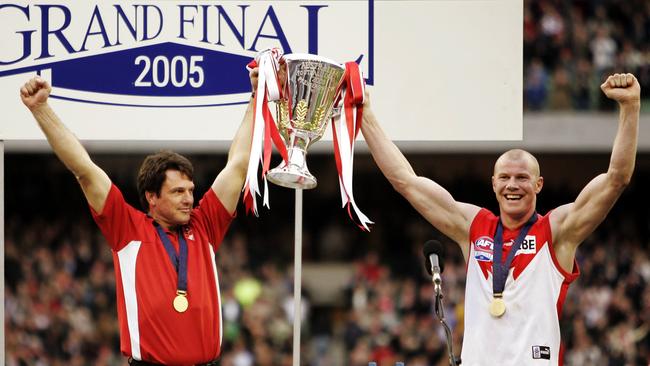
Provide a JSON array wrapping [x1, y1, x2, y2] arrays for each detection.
[[173, 294, 188, 313], [489, 297, 506, 318]]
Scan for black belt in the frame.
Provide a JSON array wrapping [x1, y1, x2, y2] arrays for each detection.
[[128, 357, 220, 366]]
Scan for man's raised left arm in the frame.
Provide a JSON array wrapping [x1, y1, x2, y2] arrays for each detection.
[[552, 73, 640, 271], [211, 68, 258, 214]]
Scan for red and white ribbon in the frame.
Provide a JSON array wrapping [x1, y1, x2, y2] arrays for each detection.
[[243, 48, 288, 215], [331, 62, 373, 231]]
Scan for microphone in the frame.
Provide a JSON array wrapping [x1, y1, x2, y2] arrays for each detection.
[[423, 240, 445, 286], [423, 240, 461, 366]]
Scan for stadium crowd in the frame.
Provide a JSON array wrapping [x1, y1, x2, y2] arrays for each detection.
[[4, 153, 650, 365], [524, 0, 650, 110]]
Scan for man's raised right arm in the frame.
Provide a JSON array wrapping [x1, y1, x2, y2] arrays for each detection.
[[21, 77, 111, 213], [360, 92, 480, 259]]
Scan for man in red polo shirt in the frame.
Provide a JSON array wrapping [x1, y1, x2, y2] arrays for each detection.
[[20, 70, 258, 365]]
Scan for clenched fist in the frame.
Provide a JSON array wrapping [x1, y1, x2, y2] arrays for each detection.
[[20, 77, 51, 111], [600, 73, 641, 107]]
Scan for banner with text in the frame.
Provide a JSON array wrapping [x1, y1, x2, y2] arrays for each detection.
[[0, 0, 521, 143]]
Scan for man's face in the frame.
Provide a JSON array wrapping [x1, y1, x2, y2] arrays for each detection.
[[147, 170, 194, 229], [492, 157, 543, 220]]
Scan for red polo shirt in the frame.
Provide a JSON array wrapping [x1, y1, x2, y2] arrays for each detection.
[[91, 184, 233, 365]]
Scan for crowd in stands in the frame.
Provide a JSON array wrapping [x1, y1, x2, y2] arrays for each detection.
[[524, 0, 650, 110], [4, 152, 650, 365]]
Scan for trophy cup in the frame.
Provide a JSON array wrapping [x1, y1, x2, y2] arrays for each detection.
[[266, 54, 346, 190], [243, 49, 371, 230]]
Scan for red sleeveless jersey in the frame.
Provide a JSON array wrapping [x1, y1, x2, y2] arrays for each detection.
[[462, 208, 579, 366]]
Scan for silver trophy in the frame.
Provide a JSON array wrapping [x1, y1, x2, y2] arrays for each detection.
[[266, 54, 346, 189]]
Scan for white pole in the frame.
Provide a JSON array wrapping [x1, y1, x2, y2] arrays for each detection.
[[292, 188, 303, 366]]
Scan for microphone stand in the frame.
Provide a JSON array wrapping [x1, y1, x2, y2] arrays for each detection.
[[433, 281, 461, 366]]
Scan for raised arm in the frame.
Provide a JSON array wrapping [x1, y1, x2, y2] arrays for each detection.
[[211, 68, 257, 214], [361, 91, 481, 259], [20, 77, 111, 213], [551, 73, 640, 271]]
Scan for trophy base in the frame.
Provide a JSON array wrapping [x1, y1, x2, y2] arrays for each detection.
[[267, 166, 317, 190]]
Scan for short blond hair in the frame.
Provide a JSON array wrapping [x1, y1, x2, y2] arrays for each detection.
[[494, 149, 540, 177]]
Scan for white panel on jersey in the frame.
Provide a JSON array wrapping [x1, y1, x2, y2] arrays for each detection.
[[209, 245, 223, 349], [118, 241, 142, 360]]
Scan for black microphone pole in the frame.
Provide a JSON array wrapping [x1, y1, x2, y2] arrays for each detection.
[[434, 282, 460, 366], [423, 241, 461, 366]]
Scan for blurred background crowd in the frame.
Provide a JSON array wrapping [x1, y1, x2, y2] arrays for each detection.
[[5, 0, 650, 365], [524, 0, 650, 111]]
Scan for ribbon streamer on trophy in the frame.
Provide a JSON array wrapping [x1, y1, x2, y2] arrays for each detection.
[[243, 48, 372, 230], [332, 62, 372, 231], [243, 48, 288, 215]]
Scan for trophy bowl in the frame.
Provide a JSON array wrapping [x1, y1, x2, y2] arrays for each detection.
[[266, 54, 346, 190]]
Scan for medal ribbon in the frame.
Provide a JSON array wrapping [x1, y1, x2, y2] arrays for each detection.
[[154, 223, 188, 294], [492, 212, 538, 295], [331, 62, 373, 231]]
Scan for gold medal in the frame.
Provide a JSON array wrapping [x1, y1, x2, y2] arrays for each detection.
[[173, 291, 188, 313], [489, 295, 506, 318]]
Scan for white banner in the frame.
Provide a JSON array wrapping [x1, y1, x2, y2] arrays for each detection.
[[0, 0, 521, 142]]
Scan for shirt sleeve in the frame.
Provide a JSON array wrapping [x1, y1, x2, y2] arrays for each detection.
[[191, 189, 235, 252], [90, 184, 147, 251]]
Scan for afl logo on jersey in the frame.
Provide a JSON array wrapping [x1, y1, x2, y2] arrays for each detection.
[[473, 236, 494, 262]]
